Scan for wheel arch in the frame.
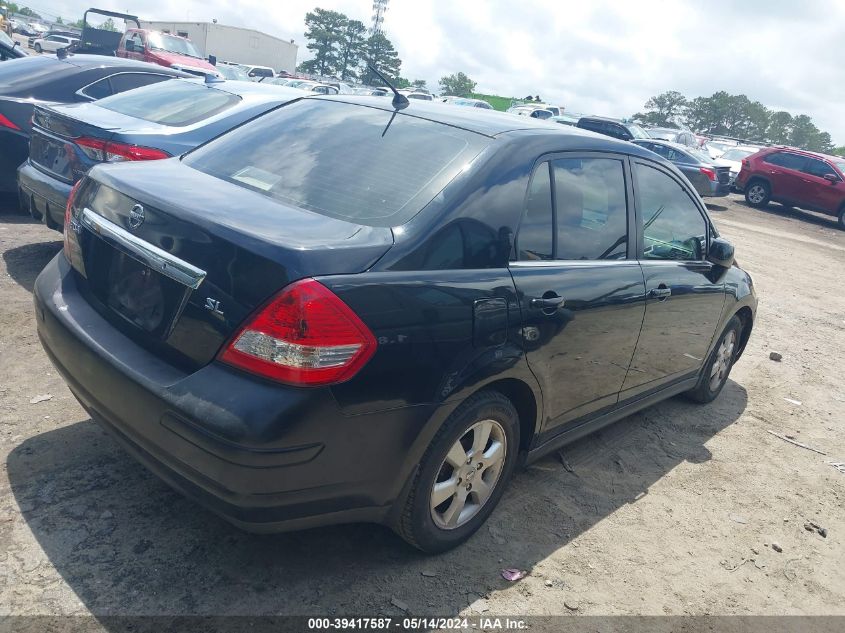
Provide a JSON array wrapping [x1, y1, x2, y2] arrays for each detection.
[[476, 377, 539, 453], [733, 306, 754, 359]]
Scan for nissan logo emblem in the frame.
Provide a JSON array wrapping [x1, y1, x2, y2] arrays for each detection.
[[128, 204, 145, 230]]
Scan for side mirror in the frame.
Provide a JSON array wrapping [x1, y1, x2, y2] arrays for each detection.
[[124, 40, 135, 52], [823, 173, 839, 184], [708, 237, 735, 268]]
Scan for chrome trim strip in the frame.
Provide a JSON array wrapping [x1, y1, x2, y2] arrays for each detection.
[[80, 208, 206, 289]]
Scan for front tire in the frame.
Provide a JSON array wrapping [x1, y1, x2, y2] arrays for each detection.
[[685, 316, 742, 404], [395, 391, 519, 553], [744, 180, 770, 208], [34, 43, 41, 53]]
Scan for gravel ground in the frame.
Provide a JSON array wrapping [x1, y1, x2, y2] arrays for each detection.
[[1, 193, 843, 622]]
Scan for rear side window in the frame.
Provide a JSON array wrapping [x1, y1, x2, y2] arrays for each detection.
[[107, 73, 170, 95], [79, 77, 112, 100], [185, 99, 488, 227], [553, 158, 627, 260], [635, 163, 707, 261], [97, 80, 240, 126], [764, 151, 805, 171]]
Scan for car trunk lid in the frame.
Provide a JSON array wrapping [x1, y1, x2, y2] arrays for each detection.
[[67, 160, 394, 370]]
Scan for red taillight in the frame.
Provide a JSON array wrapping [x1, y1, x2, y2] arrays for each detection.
[[219, 279, 377, 386], [0, 113, 20, 130], [63, 180, 83, 261], [700, 167, 716, 181], [75, 137, 170, 162]]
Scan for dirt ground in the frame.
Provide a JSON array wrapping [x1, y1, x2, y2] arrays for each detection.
[[1, 193, 843, 622]]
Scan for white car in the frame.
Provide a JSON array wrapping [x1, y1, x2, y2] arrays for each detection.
[[704, 139, 739, 160], [507, 103, 563, 117], [714, 146, 761, 187], [33, 35, 78, 54], [238, 64, 275, 81], [398, 89, 433, 101]]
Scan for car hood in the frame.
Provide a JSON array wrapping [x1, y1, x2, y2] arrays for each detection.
[[148, 49, 217, 72]]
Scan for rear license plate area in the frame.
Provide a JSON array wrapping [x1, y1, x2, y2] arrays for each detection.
[[30, 133, 72, 179], [85, 239, 190, 338]]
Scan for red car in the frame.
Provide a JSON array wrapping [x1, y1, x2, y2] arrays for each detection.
[[116, 29, 218, 77], [735, 146, 845, 228]]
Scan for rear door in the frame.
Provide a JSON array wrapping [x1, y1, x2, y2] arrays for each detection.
[[761, 151, 807, 203], [621, 160, 726, 399], [800, 157, 844, 213], [510, 154, 646, 438]]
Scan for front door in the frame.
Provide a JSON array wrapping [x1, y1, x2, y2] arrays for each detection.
[[510, 155, 646, 440], [621, 160, 726, 399], [800, 157, 845, 213]]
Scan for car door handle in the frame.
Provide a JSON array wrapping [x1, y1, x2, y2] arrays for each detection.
[[649, 285, 672, 300], [530, 296, 565, 310]]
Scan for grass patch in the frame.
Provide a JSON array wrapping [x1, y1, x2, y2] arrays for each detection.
[[471, 93, 519, 112]]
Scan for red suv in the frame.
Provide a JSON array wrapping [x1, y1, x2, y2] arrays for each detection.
[[735, 147, 845, 228]]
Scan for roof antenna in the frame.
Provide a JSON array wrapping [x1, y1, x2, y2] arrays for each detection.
[[368, 64, 408, 110]]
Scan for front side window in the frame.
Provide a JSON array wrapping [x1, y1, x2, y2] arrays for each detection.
[[553, 158, 627, 260], [635, 163, 707, 261], [803, 158, 838, 179], [518, 162, 554, 261]]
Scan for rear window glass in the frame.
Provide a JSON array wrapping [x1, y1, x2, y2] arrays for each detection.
[[184, 99, 488, 226], [96, 80, 240, 126]]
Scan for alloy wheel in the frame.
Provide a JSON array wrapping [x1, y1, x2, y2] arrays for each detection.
[[747, 185, 766, 204], [430, 419, 507, 530], [709, 330, 736, 391]]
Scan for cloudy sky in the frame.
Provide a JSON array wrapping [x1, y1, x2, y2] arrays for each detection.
[[36, 0, 845, 143]]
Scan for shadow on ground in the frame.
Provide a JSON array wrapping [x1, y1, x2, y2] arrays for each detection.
[[7, 381, 747, 618], [3, 239, 62, 293], [743, 200, 840, 230]]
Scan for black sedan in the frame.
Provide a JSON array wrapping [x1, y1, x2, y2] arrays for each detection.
[[633, 138, 731, 197], [0, 54, 187, 195], [19, 79, 306, 231], [36, 97, 757, 552]]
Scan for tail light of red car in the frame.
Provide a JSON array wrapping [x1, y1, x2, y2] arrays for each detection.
[[75, 137, 170, 162], [219, 279, 377, 387]]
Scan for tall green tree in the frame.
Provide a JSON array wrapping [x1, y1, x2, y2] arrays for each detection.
[[439, 72, 477, 97], [632, 90, 688, 127], [336, 19, 366, 80], [412, 79, 427, 90], [299, 8, 348, 77], [767, 111, 793, 145], [359, 33, 402, 84]]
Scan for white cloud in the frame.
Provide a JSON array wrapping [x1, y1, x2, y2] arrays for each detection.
[[44, 0, 845, 143]]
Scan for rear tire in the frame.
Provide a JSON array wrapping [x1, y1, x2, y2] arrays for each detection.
[[395, 391, 519, 553], [34, 43, 41, 53], [685, 316, 743, 404], [744, 180, 770, 208]]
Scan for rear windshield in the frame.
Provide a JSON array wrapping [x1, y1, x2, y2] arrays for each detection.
[[184, 99, 489, 226], [96, 80, 241, 126]]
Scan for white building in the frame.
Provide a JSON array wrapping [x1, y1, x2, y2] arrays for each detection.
[[139, 21, 298, 73]]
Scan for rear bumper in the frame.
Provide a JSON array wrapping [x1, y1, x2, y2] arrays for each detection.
[[703, 180, 731, 197], [34, 254, 436, 532], [17, 161, 72, 231]]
